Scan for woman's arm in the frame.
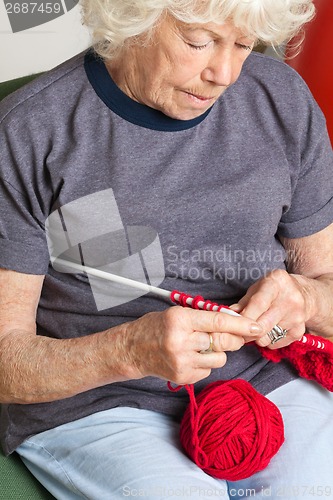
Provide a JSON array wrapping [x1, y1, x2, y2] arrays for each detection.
[[0, 268, 135, 403], [0, 268, 260, 404], [280, 223, 333, 339]]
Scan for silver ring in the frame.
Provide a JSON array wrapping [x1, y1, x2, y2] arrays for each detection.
[[201, 334, 214, 353], [267, 325, 287, 344]]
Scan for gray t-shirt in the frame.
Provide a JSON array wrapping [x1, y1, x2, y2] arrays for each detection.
[[0, 49, 332, 455]]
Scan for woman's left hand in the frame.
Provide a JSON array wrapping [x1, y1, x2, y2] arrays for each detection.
[[230, 269, 311, 349]]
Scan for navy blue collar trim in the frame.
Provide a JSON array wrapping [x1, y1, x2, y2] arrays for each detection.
[[84, 50, 212, 132]]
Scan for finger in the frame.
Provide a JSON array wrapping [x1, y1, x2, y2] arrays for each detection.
[[211, 332, 245, 352], [167, 351, 229, 386], [185, 308, 263, 339], [255, 304, 285, 336], [194, 350, 228, 370], [229, 288, 260, 316], [229, 303, 243, 313], [235, 271, 290, 322], [192, 331, 214, 353], [193, 331, 245, 354], [256, 324, 305, 349], [254, 300, 306, 348], [241, 286, 279, 323]]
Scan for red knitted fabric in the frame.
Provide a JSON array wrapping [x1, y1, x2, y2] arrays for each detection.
[[178, 379, 284, 481], [258, 334, 333, 392]]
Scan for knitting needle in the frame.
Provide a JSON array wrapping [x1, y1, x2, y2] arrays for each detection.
[[54, 258, 240, 317], [53, 259, 322, 347]]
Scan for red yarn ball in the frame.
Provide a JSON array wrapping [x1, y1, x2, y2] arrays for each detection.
[[180, 379, 284, 481]]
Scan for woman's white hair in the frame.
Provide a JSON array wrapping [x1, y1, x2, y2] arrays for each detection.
[[80, 0, 315, 60]]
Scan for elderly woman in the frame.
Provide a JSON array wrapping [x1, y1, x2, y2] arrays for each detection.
[[1, 0, 333, 498]]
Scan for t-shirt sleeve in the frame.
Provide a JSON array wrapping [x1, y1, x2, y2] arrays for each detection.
[[0, 95, 51, 275], [0, 179, 50, 274], [277, 79, 333, 239]]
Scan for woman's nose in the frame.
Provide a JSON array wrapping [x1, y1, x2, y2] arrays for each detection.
[[202, 49, 243, 87]]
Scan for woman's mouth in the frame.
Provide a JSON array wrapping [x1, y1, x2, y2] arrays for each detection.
[[181, 90, 217, 109]]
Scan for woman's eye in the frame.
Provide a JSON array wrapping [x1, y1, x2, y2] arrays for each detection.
[[187, 42, 210, 50], [236, 43, 253, 51]]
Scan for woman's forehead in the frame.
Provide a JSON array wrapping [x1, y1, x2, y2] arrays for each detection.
[[157, 15, 255, 43]]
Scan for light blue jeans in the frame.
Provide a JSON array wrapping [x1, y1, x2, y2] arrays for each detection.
[[17, 379, 333, 500]]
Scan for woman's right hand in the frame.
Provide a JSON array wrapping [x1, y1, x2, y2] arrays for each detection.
[[119, 306, 263, 385]]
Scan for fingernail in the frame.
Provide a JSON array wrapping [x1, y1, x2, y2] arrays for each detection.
[[250, 323, 263, 334]]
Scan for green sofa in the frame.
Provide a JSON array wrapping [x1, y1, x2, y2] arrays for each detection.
[[0, 74, 55, 499], [0, 447, 55, 499], [0, 73, 43, 101]]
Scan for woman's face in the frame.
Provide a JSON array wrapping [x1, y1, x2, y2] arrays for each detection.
[[107, 15, 255, 121]]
